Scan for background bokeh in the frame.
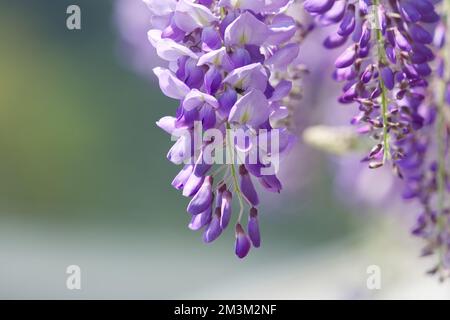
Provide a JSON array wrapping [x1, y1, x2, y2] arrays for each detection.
[[0, 0, 449, 299]]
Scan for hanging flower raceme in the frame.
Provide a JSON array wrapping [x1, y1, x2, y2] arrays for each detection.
[[407, 2, 450, 281], [303, 0, 450, 279], [304, 0, 438, 174], [144, 0, 301, 258]]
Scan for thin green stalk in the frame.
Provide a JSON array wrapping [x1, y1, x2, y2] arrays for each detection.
[[379, 81, 390, 162], [211, 164, 228, 178], [226, 122, 245, 222], [373, 0, 391, 162]]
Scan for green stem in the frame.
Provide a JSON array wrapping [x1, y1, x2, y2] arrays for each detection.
[[373, 0, 391, 162], [380, 81, 390, 162], [226, 122, 245, 222]]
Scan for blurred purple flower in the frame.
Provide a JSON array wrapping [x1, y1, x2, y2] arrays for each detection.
[[114, 0, 162, 81], [303, 0, 450, 279]]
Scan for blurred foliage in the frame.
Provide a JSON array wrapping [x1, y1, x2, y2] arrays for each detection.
[[0, 0, 176, 218]]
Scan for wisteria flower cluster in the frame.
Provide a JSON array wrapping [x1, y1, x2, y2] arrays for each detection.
[[303, 0, 450, 279], [305, 0, 438, 170], [136, 0, 450, 277], [409, 3, 450, 279], [143, 0, 302, 258]]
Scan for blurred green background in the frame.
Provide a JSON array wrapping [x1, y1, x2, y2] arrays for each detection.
[[0, 0, 447, 299]]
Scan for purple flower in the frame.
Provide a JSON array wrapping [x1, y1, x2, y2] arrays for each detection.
[[304, 0, 438, 171], [248, 207, 261, 248], [239, 165, 259, 206], [203, 208, 222, 243], [220, 190, 232, 229], [235, 223, 251, 259], [224, 12, 269, 46], [403, 7, 450, 279], [144, 0, 302, 258], [114, 0, 163, 80], [304, 0, 450, 279]]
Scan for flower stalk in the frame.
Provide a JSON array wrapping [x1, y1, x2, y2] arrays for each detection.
[[374, 0, 391, 162]]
